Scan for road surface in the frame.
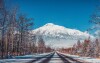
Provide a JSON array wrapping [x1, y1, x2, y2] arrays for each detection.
[[27, 52, 86, 63]]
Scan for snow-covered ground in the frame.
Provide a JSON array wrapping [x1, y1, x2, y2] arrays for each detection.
[[1, 52, 100, 63], [0, 53, 51, 63], [61, 52, 100, 63], [0, 59, 33, 63], [14, 53, 51, 59]]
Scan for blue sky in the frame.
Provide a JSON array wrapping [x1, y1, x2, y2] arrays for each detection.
[[6, 0, 99, 31]]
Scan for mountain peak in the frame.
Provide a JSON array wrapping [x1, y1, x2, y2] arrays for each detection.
[[44, 23, 55, 26], [32, 23, 94, 40]]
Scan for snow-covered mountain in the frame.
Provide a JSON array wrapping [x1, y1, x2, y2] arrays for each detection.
[[32, 23, 93, 40]]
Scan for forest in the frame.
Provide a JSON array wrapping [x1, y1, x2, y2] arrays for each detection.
[[0, 0, 53, 59], [59, 6, 100, 58]]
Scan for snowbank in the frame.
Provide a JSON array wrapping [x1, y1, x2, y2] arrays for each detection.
[[60, 52, 100, 63], [0, 52, 51, 63]]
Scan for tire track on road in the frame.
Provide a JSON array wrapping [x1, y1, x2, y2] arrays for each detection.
[[27, 52, 54, 63]]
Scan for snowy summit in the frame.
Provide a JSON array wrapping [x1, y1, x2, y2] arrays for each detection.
[[32, 23, 93, 40]]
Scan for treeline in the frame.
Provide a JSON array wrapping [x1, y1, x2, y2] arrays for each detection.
[[59, 5, 100, 58], [0, 0, 53, 59], [59, 37, 100, 58]]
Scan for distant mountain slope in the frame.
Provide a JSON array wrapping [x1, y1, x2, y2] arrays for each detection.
[[32, 23, 94, 40]]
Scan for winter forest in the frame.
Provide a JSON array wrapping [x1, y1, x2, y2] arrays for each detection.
[[0, 0, 53, 59], [0, 0, 100, 63]]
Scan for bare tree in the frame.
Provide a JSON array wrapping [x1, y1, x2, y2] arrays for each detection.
[[0, 0, 8, 59], [17, 14, 33, 55]]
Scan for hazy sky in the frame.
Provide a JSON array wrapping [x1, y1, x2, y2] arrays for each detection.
[[5, 0, 99, 31]]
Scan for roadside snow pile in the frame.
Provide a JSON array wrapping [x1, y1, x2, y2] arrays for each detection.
[[61, 53, 100, 63]]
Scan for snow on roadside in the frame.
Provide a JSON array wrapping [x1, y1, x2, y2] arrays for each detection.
[[14, 52, 51, 59], [0, 59, 34, 63], [0, 52, 52, 63], [60, 52, 100, 63]]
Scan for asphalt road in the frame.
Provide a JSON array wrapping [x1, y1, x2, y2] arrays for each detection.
[[27, 52, 86, 63]]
